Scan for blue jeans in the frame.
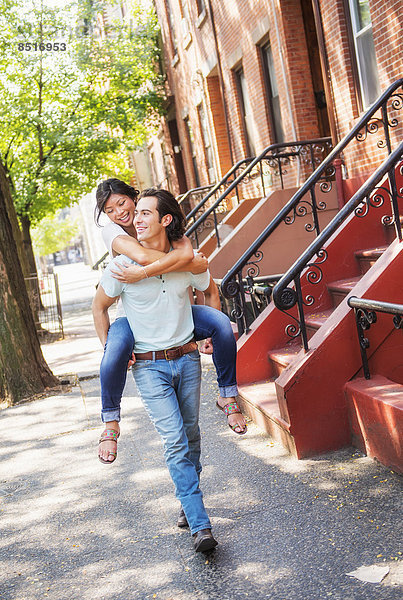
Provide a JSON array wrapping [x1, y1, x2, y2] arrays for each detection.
[[132, 351, 211, 534], [100, 305, 237, 423]]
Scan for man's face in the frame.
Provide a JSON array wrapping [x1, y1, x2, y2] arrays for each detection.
[[135, 196, 166, 242], [104, 193, 136, 227]]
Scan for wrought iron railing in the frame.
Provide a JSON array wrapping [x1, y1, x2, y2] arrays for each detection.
[[25, 273, 64, 340], [221, 79, 403, 337], [347, 296, 403, 379], [177, 184, 216, 216], [271, 144, 403, 350], [186, 138, 333, 248], [215, 274, 283, 328], [185, 159, 257, 221], [92, 252, 109, 271]]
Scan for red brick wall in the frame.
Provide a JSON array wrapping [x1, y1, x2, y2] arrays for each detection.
[[151, 0, 401, 191], [371, 0, 403, 88], [319, 0, 402, 179]]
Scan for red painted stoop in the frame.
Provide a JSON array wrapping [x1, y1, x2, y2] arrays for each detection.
[[236, 162, 403, 460], [345, 376, 403, 473]]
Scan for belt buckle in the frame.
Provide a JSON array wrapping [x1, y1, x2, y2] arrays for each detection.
[[164, 347, 183, 360]]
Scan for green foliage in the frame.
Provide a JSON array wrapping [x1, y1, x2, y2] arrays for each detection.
[[0, 0, 164, 226], [31, 211, 79, 256]]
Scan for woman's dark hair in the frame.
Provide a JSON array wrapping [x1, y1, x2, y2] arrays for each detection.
[[138, 187, 186, 242], [95, 178, 139, 225]]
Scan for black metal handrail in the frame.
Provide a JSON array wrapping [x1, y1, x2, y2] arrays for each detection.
[[271, 143, 403, 349], [185, 157, 255, 222], [221, 79, 403, 337], [347, 296, 403, 379], [177, 184, 216, 214], [92, 252, 108, 270], [186, 138, 333, 248]]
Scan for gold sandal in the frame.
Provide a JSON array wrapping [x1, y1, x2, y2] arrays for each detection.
[[98, 429, 120, 464], [216, 401, 247, 435]]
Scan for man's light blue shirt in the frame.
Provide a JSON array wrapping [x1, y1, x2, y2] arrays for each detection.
[[100, 255, 211, 352]]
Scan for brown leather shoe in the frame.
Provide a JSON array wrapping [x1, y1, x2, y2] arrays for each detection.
[[177, 508, 189, 528], [193, 529, 218, 552]]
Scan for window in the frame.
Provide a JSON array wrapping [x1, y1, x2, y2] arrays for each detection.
[[184, 117, 201, 187], [235, 68, 256, 157], [166, 0, 178, 57], [347, 0, 380, 108], [161, 141, 171, 191], [179, 0, 191, 46], [198, 103, 216, 183], [261, 42, 285, 143], [196, 0, 206, 16]]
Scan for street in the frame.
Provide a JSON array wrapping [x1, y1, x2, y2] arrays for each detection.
[[0, 263, 401, 600]]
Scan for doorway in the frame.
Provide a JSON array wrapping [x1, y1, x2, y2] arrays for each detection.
[[167, 118, 188, 194], [301, 0, 331, 138]]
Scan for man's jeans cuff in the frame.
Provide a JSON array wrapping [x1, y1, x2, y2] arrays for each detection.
[[101, 409, 121, 423], [218, 384, 238, 398]]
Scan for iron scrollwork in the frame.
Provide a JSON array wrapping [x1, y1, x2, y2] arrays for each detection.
[[356, 307, 377, 335], [280, 249, 328, 341], [305, 249, 328, 286], [244, 250, 263, 279], [355, 91, 402, 149], [354, 185, 389, 218], [393, 314, 403, 329]]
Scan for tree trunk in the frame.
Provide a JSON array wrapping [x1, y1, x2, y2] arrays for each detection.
[[20, 214, 39, 277], [2, 176, 30, 278], [0, 162, 59, 405], [20, 213, 45, 313]]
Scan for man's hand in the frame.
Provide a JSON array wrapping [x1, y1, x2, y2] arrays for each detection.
[[190, 252, 208, 274], [199, 337, 213, 354], [111, 260, 146, 283], [127, 351, 136, 368]]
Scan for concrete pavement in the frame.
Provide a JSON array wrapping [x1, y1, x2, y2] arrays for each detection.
[[0, 263, 402, 600]]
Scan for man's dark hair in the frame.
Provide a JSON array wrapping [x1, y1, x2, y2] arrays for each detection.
[[95, 178, 139, 225], [138, 187, 186, 242]]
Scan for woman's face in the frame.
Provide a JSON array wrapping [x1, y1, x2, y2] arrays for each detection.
[[103, 193, 136, 228]]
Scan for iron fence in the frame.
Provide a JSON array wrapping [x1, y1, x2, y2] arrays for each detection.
[[25, 273, 64, 341]]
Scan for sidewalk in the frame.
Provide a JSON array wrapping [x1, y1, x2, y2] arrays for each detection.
[[0, 263, 401, 600]]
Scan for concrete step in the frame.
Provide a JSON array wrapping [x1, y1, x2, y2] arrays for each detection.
[[238, 380, 295, 453], [345, 375, 403, 473], [355, 246, 387, 274], [268, 341, 302, 376], [305, 308, 334, 338], [327, 275, 361, 307]]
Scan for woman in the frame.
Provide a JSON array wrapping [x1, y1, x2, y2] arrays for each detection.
[[95, 178, 247, 465]]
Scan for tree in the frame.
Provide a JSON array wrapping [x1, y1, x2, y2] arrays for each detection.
[[0, 160, 59, 404], [0, 0, 164, 276], [0, 0, 164, 403], [31, 212, 79, 257]]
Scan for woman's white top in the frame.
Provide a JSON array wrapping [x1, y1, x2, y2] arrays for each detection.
[[102, 221, 130, 319]]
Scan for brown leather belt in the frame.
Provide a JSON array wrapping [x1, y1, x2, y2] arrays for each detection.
[[135, 340, 198, 361]]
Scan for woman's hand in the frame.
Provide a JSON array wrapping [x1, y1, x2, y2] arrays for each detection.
[[199, 337, 213, 354], [110, 261, 145, 283], [190, 252, 208, 274]]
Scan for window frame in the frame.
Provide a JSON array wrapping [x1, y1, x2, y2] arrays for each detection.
[[197, 101, 216, 184], [260, 40, 285, 144], [165, 0, 179, 62], [344, 0, 381, 111], [234, 66, 256, 157], [184, 116, 201, 188]]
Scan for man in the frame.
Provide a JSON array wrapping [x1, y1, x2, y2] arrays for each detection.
[[92, 187, 220, 552]]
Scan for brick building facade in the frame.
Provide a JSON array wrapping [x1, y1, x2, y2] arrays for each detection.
[[146, 0, 401, 193]]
